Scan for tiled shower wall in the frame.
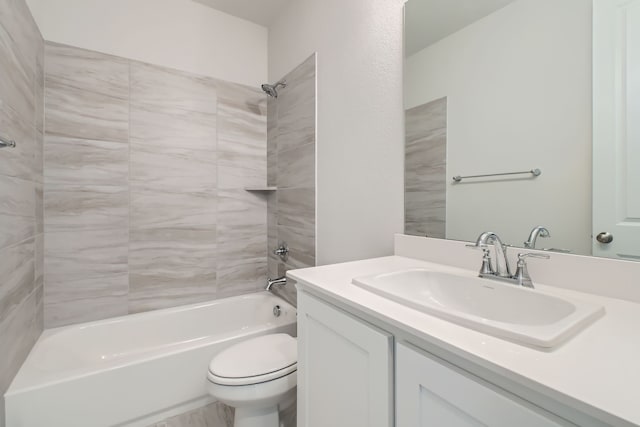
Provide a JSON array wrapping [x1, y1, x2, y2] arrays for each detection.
[[43, 42, 268, 327], [0, 0, 44, 423], [405, 97, 447, 238], [267, 54, 316, 305]]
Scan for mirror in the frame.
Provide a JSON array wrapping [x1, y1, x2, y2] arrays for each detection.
[[404, 0, 640, 260]]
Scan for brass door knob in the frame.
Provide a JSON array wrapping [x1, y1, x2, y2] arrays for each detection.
[[596, 232, 614, 244]]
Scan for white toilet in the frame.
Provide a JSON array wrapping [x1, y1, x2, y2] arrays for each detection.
[[207, 333, 297, 427]]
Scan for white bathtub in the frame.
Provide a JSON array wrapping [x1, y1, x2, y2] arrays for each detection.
[[5, 292, 297, 427]]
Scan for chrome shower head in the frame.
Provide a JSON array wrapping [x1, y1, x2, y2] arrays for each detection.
[[261, 80, 287, 98]]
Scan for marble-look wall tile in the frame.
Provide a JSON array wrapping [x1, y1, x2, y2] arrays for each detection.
[[405, 133, 446, 192], [0, 104, 36, 180], [130, 185, 217, 231], [277, 95, 315, 153], [35, 233, 43, 289], [44, 135, 129, 186], [277, 188, 315, 230], [217, 190, 267, 297], [0, 238, 35, 325], [35, 38, 44, 133], [34, 177, 43, 234], [42, 43, 270, 327], [44, 43, 129, 142], [217, 81, 267, 188], [277, 142, 315, 190], [0, 213, 34, 250], [0, 287, 40, 407], [131, 61, 218, 115], [266, 55, 316, 307], [405, 191, 446, 238], [130, 142, 217, 189], [43, 43, 131, 327], [405, 97, 447, 239], [278, 226, 315, 270], [267, 96, 278, 187], [44, 184, 128, 232], [0, 12, 35, 122], [276, 56, 316, 117], [0, 175, 35, 217], [129, 228, 217, 313], [0, 1, 44, 419], [129, 62, 218, 317], [44, 229, 129, 327], [267, 193, 278, 253], [130, 105, 217, 151]]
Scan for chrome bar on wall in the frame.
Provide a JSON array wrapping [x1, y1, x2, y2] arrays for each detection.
[[0, 135, 16, 149], [452, 168, 541, 183]]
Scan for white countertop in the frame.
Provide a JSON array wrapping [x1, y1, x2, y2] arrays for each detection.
[[288, 255, 640, 427]]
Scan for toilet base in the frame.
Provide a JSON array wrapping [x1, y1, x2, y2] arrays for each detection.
[[234, 405, 279, 427]]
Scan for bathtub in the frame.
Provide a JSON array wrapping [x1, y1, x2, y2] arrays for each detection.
[[5, 292, 297, 427]]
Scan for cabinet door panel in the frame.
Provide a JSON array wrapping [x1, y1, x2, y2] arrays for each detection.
[[396, 343, 573, 427], [298, 292, 393, 427]]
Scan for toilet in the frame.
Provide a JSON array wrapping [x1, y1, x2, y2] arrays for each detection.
[[207, 333, 297, 427]]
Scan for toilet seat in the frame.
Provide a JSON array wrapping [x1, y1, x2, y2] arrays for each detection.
[[208, 333, 297, 386]]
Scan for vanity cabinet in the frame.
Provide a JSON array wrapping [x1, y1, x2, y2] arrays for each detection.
[[298, 290, 591, 427], [396, 342, 574, 427], [297, 292, 394, 427]]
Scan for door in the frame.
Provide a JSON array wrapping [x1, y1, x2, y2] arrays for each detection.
[[297, 292, 393, 427], [396, 342, 573, 427], [593, 0, 640, 260]]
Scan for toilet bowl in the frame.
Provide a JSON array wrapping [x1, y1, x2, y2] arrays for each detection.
[[207, 333, 297, 427]]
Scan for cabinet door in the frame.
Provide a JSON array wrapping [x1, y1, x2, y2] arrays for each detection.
[[396, 343, 573, 427], [298, 292, 393, 427]]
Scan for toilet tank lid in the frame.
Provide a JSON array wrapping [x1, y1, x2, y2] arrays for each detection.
[[208, 333, 297, 379]]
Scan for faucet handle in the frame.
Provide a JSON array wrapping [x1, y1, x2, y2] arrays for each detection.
[[465, 243, 488, 250], [466, 244, 494, 276], [513, 253, 549, 288], [479, 248, 494, 276], [517, 252, 550, 261]]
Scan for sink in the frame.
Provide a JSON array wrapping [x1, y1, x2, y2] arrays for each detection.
[[352, 269, 604, 349]]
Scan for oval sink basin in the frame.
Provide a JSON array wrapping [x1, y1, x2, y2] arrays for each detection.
[[352, 269, 604, 349]]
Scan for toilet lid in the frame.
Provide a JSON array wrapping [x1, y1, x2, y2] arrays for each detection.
[[208, 334, 297, 386]]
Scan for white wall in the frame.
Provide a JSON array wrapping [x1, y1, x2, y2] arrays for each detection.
[[25, 0, 267, 86], [269, 0, 406, 265], [405, 0, 593, 255]]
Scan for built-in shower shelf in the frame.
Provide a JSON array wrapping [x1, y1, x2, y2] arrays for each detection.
[[244, 186, 277, 192]]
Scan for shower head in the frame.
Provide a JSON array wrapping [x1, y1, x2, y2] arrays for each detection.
[[261, 80, 287, 98]]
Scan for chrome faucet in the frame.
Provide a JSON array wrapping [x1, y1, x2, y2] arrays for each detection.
[[266, 276, 287, 291], [512, 253, 550, 288], [524, 226, 550, 249], [473, 231, 511, 277], [468, 231, 550, 288]]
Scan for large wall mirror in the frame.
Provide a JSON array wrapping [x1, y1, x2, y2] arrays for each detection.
[[404, 0, 640, 261]]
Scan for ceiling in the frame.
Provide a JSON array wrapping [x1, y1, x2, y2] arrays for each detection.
[[405, 0, 516, 57], [193, 0, 291, 27]]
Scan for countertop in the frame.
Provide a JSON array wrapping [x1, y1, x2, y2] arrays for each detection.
[[288, 255, 640, 427]]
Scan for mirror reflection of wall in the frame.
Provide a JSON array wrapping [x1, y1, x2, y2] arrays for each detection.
[[404, 0, 593, 255]]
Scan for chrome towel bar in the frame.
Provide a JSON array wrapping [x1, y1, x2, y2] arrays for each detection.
[[453, 168, 541, 183]]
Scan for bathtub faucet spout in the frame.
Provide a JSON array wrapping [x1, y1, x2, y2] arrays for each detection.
[[266, 276, 287, 291]]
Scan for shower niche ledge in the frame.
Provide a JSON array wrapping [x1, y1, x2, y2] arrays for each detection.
[[244, 186, 277, 192]]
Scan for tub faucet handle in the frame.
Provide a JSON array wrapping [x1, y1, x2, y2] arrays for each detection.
[[273, 243, 289, 259]]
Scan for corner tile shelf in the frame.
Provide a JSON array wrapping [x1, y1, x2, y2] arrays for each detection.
[[244, 186, 277, 192]]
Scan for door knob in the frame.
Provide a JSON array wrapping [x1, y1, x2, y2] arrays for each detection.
[[596, 232, 613, 244]]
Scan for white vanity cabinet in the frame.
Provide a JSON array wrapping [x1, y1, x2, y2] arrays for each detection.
[[297, 291, 394, 427], [396, 342, 574, 427], [297, 290, 612, 427]]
